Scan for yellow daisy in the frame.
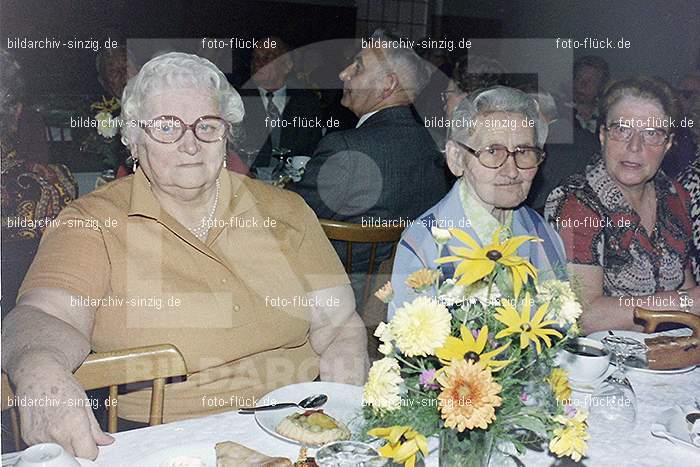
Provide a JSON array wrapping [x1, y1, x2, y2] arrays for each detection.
[[436, 360, 502, 431], [368, 425, 428, 467], [434, 227, 539, 298], [435, 325, 511, 371], [547, 367, 572, 402], [405, 268, 441, 291], [390, 296, 451, 357], [549, 411, 589, 462], [494, 293, 563, 354]]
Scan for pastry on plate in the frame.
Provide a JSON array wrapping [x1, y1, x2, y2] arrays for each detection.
[[215, 441, 292, 466], [275, 409, 351, 446]]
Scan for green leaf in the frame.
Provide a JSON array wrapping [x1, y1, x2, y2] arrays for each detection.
[[509, 415, 548, 437]]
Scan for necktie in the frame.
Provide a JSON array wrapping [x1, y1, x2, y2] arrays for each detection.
[[266, 91, 282, 148]]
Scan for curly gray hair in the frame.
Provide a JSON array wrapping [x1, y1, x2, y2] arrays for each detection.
[[450, 86, 548, 148], [120, 52, 244, 147]]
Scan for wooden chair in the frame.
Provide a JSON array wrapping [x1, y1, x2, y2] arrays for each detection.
[[318, 219, 404, 304], [1, 344, 188, 451]]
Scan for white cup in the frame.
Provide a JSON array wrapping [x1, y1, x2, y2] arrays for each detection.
[[16, 443, 81, 467], [286, 156, 311, 171], [557, 337, 610, 382]]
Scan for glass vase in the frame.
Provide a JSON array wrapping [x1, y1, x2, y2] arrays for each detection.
[[439, 429, 495, 467]]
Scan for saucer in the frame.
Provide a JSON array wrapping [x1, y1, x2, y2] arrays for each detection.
[[568, 367, 614, 393], [651, 406, 700, 451]]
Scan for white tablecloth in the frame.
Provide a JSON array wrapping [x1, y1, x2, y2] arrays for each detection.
[[7, 369, 698, 466]]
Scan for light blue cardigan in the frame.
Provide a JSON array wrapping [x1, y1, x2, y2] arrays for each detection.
[[388, 182, 568, 318]]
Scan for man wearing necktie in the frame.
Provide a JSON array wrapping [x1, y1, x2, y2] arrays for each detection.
[[238, 37, 322, 169]]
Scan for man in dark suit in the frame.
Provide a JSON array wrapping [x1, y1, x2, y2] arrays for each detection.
[[238, 37, 322, 168], [290, 30, 449, 300]]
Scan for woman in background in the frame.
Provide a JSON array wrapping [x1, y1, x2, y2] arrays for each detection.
[[1, 48, 78, 316], [546, 77, 699, 334]]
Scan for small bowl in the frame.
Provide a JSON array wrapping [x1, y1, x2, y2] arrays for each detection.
[[316, 441, 385, 466], [16, 443, 80, 467], [557, 337, 611, 382]]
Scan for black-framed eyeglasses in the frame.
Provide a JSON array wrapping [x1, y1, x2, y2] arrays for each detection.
[[141, 115, 229, 144], [603, 122, 669, 146], [451, 140, 545, 169]]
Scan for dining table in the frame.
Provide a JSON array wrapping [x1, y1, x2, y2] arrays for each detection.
[[8, 365, 693, 467]]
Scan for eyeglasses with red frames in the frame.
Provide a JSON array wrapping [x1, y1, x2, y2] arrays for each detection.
[[603, 122, 669, 146], [140, 115, 229, 144], [451, 140, 545, 169]]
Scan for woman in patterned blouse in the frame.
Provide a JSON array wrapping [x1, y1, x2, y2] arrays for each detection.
[[545, 77, 699, 334]]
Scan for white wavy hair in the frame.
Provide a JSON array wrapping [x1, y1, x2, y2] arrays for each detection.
[[120, 52, 244, 146], [450, 85, 548, 148]]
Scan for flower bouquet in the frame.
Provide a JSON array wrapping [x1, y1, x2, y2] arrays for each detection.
[[79, 96, 129, 172], [364, 227, 588, 466]]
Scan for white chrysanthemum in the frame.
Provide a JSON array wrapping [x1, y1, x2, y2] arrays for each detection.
[[557, 300, 583, 326], [539, 280, 582, 326], [378, 341, 394, 355], [95, 111, 120, 138], [431, 226, 452, 245], [390, 296, 451, 357], [374, 322, 393, 343], [463, 281, 501, 307], [363, 357, 403, 412], [437, 278, 467, 306]]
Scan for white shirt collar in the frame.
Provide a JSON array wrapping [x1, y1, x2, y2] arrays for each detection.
[[258, 85, 287, 112], [356, 109, 381, 128]]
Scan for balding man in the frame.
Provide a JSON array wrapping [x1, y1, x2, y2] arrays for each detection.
[[290, 30, 448, 303], [239, 36, 323, 168]]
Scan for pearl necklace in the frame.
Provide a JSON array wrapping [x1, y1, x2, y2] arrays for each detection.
[[188, 178, 220, 239]]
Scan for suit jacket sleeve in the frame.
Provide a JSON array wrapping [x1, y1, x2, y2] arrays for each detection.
[[289, 132, 352, 220]]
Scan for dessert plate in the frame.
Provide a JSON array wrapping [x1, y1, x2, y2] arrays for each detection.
[[587, 329, 696, 374], [131, 442, 215, 467], [253, 382, 364, 446]]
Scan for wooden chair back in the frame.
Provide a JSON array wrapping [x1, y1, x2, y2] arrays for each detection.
[[1, 344, 187, 450], [319, 219, 404, 275], [318, 219, 404, 305]]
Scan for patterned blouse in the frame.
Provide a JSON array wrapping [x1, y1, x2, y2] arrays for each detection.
[[679, 155, 700, 283], [544, 157, 693, 296], [1, 148, 78, 241]]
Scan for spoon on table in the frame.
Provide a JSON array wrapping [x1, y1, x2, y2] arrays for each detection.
[[238, 394, 328, 413]]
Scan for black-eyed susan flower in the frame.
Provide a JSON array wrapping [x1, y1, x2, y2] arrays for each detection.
[[435, 325, 511, 371], [368, 425, 429, 467], [494, 293, 563, 353], [434, 228, 539, 298]]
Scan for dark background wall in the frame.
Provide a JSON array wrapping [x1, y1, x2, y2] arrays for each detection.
[[1, 0, 357, 96]]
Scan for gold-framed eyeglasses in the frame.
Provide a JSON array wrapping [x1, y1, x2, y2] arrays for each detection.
[[451, 140, 545, 169], [604, 122, 669, 146], [141, 115, 229, 144]]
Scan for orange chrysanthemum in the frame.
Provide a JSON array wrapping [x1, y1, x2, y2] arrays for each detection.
[[436, 360, 502, 431], [405, 268, 440, 291]]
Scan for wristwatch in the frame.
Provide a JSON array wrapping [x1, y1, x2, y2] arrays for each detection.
[[676, 289, 691, 313]]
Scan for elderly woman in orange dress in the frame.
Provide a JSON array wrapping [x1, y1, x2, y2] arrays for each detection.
[[2, 52, 368, 459]]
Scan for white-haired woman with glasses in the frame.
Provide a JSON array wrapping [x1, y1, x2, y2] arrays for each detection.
[[389, 86, 567, 317], [545, 77, 699, 334], [1, 52, 368, 459]]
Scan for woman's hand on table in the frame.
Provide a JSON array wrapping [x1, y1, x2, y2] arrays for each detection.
[[13, 362, 114, 460], [2, 290, 112, 460]]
